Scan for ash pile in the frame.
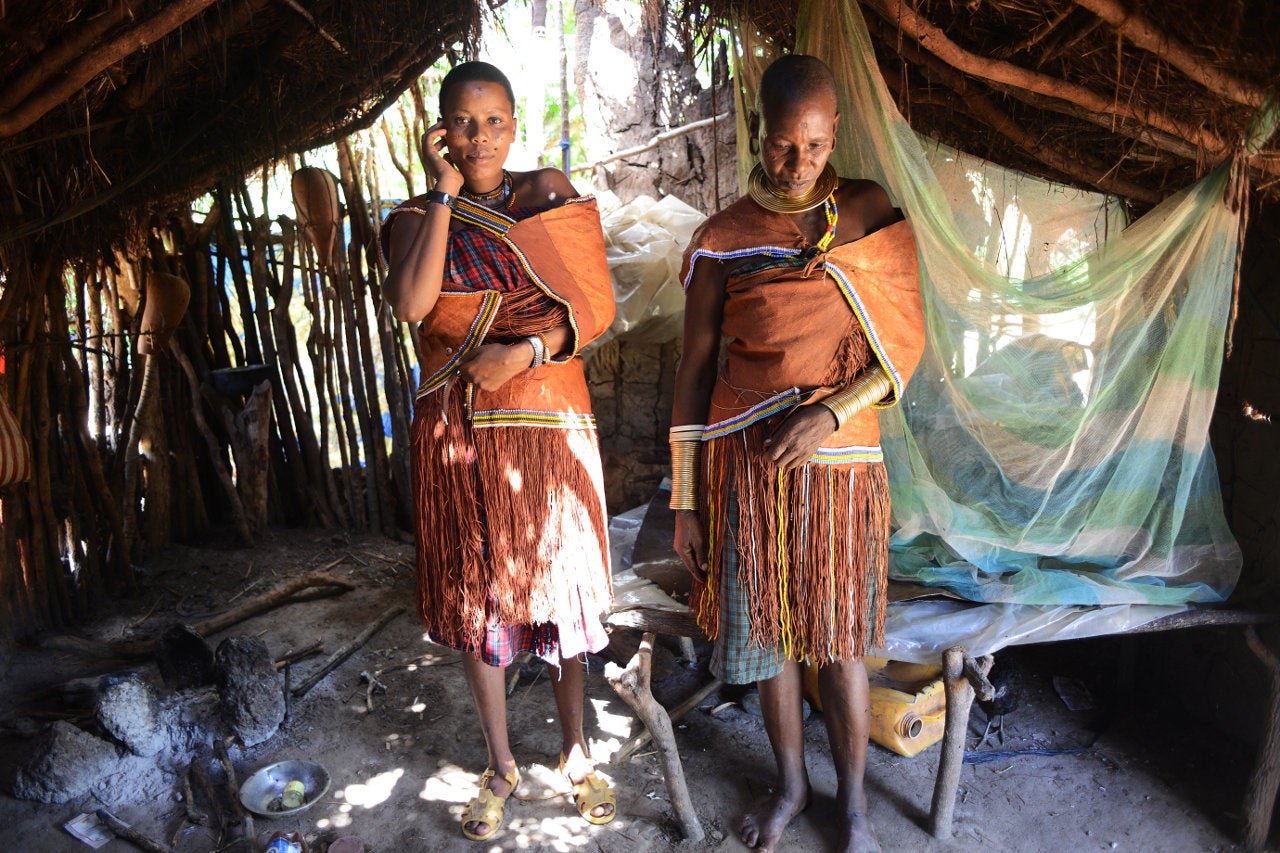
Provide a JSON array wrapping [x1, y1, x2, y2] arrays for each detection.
[[3, 625, 286, 805]]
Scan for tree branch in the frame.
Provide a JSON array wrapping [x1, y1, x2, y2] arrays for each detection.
[[1071, 0, 1268, 109], [877, 33, 1163, 203], [861, 0, 1227, 155], [868, 21, 1198, 163], [0, 0, 218, 137], [0, 5, 129, 113], [572, 112, 732, 174], [118, 0, 272, 111]]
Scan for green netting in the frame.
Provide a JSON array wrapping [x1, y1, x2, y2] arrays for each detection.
[[729, 0, 1244, 606]]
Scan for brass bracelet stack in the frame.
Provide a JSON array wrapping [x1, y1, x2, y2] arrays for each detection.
[[668, 424, 704, 511], [820, 367, 894, 429]]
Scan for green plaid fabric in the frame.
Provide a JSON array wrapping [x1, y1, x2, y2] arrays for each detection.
[[709, 495, 786, 685]]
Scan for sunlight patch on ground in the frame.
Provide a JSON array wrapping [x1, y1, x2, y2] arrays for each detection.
[[338, 767, 405, 808], [589, 697, 633, 743], [500, 814, 598, 850], [420, 762, 474, 805]]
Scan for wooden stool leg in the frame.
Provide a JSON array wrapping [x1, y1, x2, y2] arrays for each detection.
[[605, 631, 705, 842], [930, 646, 994, 839], [931, 647, 971, 838], [1243, 627, 1280, 851]]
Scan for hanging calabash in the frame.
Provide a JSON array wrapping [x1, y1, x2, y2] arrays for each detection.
[[292, 166, 342, 267], [139, 272, 191, 355]]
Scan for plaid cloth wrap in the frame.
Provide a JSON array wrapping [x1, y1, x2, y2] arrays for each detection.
[[445, 205, 546, 293]]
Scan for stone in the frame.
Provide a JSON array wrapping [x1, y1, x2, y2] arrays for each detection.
[[155, 623, 217, 689], [96, 674, 167, 756], [9, 722, 120, 803], [215, 636, 284, 746]]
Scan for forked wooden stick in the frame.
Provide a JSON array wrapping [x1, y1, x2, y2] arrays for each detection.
[[605, 632, 704, 842]]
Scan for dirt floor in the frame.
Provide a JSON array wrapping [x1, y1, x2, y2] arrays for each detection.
[[0, 527, 1267, 853]]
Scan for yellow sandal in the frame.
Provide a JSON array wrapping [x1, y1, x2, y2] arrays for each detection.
[[461, 767, 520, 842], [558, 754, 616, 826]]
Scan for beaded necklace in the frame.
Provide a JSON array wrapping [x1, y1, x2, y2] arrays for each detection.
[[814, 195, 838, 253], [461, 170, 514, 208]]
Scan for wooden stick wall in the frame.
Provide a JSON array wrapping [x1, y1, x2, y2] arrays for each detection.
[[0, 116, 426, 635]]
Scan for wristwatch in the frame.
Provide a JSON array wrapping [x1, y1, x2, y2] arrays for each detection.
[[424, 189, 457, 209]]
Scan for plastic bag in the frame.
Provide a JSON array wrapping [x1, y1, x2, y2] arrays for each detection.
[[594, 194, 705, 348]]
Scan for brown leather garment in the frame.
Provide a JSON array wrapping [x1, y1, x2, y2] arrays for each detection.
[[682, 197, 924, 450]]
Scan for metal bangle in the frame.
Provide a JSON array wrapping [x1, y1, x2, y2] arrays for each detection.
[[524, 335, 545, 369], [668, 433, 703, 511], [820, 367, 894, 429]]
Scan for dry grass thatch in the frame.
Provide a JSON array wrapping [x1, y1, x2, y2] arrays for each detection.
[[0, 0, 482, 258], [2, 0, 1277, 261], [697, 0, 1280, 209]]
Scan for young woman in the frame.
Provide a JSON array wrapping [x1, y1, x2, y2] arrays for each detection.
[[382, 61, 616, 842]]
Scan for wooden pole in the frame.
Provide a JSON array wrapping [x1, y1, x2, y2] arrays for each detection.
[[224, 380, 272, 536], [605, 632, 704, 842], [274, 218, 336, 526], [363, 140, 413, 524], [1243, 627, 1280, 851], [214, 184, 262, 364], [94, 808, 175, 853], [292, 605, 407, 698], [334, 139, 389, 533], [323, 265, 365, 528], [237, 183, 313, 525], [245, 210, 320, 525], [931, 646, 993, 838], [118, 352, 154, 575], [214, 740, 253, 850], [297, 230, 352, 527], [50, 345, 96, 615], [169, 340, 252, 543], [40, 570, 354, 658], [614, 676, 722, 764]]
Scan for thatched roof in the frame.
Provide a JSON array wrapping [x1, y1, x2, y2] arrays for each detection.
[[709, 0, 1280, 210], [0, 0, 481, 256], [2, 0, 1277, 260]]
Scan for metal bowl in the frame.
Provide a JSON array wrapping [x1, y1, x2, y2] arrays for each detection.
[[239, 759, 331, 818]]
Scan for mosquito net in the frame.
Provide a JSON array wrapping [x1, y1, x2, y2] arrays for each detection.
[[729, 0, 1247, 609]]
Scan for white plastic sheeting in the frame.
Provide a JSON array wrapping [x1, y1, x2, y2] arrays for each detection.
[[594, 194, 705, 348]]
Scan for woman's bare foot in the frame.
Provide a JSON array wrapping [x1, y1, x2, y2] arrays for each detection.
[[837, 810, 881, 853], [738, 784, 810, 851]]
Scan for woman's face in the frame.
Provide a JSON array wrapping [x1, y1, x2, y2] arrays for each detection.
[[757, 95, 838, 197], [440, 81, 517, 190]]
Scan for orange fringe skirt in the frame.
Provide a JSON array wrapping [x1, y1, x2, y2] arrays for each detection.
[[693, 425, 890, 667], [411, 386, 612, 661]]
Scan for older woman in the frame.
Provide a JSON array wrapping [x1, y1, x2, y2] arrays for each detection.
[[671, 54, 924, 853]]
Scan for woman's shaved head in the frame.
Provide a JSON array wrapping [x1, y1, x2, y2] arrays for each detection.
[[757, 54, 838, 124]]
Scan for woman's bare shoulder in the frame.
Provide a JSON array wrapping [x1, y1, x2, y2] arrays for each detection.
[[514, 167, 581, 209], [836, 178, 902, 236]]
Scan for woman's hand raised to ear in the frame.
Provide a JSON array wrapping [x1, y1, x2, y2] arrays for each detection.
[[421, 121, 464, 194]]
